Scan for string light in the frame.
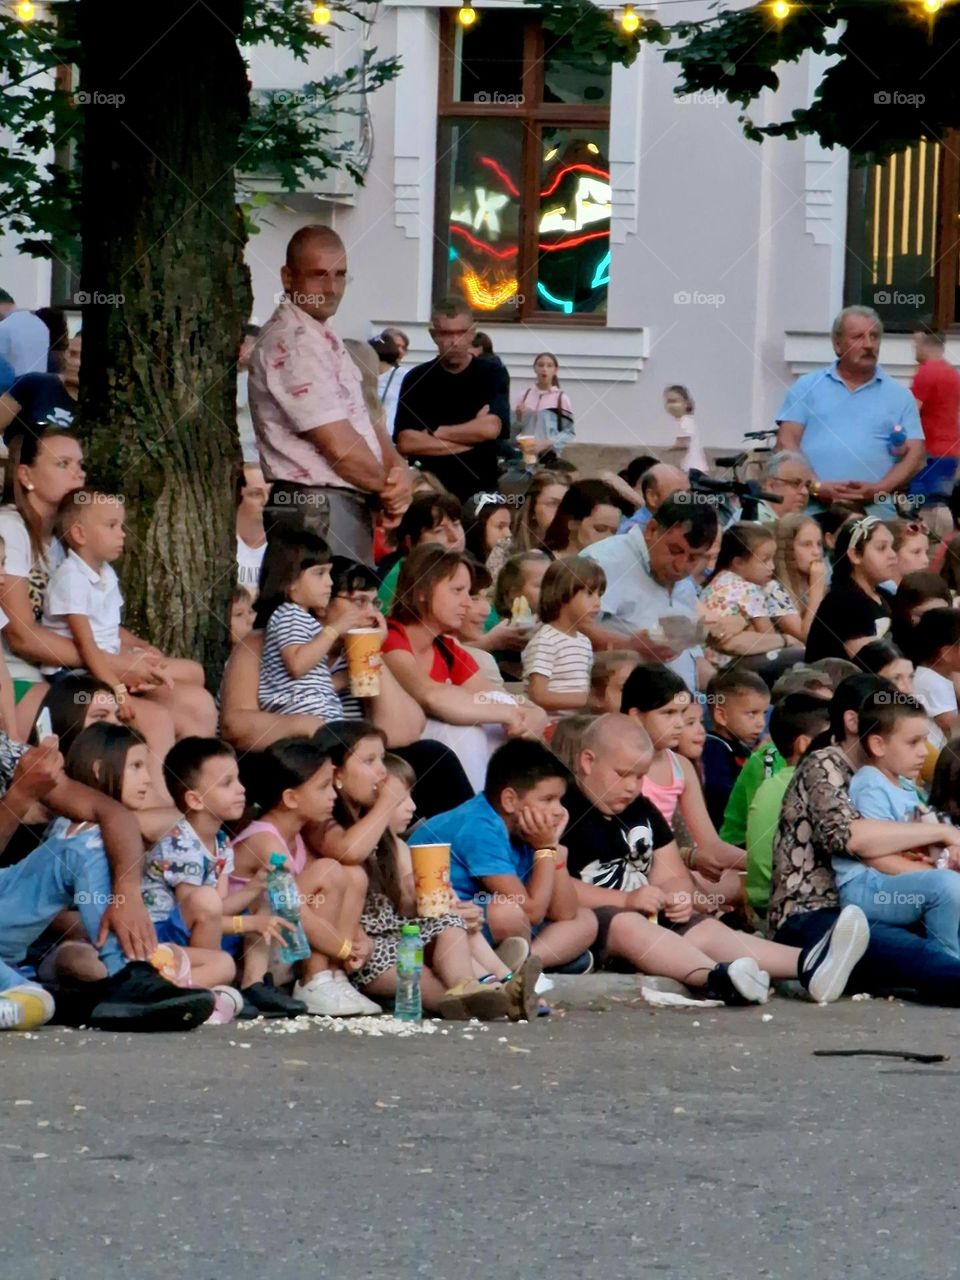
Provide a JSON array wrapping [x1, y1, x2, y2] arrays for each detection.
[[457, 4, 477, 27], [771, 0, 791, 18], [15, 0, 36, 19], [620, 4, 641, 32], [311, 3, 331, 24]]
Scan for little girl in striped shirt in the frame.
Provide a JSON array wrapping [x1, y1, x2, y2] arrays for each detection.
[[523, 557, 605, 714]]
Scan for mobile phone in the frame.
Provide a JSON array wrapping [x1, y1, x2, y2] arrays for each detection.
[[32, 706, 53, 745]]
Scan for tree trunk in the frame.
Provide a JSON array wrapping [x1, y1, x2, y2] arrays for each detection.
[[76, 0, 250, 679]]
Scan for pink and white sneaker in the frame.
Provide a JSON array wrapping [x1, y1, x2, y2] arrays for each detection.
[[206, 985, 243, 1025]]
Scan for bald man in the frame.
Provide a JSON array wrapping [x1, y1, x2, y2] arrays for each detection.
[[560, 714, 869, 1003], [249, 224, 412, 564], [619, 463, 689, 532]]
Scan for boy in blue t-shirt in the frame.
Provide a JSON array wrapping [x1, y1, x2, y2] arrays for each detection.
[[842, 692, 960, 957], [411, 740, 597, 970]]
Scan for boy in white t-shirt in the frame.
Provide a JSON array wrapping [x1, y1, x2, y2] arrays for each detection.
[[42, 490, 217, 752], [522, 556, 605, 714], [910, 607, 960, 748]]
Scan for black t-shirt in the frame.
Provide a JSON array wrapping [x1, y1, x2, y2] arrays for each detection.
[[563, 784, 673, 890], [804, 583, 893, 663], [393, 355, 510, 501], [4, 373, 74, 444]]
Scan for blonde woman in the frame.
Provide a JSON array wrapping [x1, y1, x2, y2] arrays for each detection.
[[769, 514, 829, 643]]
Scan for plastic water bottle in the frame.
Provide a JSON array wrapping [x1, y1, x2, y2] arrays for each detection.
[[265, 852, 311, 964], [888, 423, 907, 457], [395, 923, 423, 1022]]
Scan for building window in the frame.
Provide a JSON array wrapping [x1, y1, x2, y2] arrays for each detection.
[[434, 11, 611, 323], [845, 131, 960, 331]]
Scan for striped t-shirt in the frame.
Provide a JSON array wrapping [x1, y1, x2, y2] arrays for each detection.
[[259, 601, 343, 721], [522, 623, 592, 695]]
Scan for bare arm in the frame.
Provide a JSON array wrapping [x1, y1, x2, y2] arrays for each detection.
[[483, 866, 555, 927], [0, 393, 21, 433], [527, 673, 588, 713], [219, 632, 323, 750], [547, 860, 580, 921], [302, 419, 389, 492], [848, 818, 960, 859], [362, 659, 425, 746], [776, 421, 804, 453], [280, 627, 339, 679], [382, 648, 521, 728], [1, 576, 82, 670], [66, 614, 124, 692]]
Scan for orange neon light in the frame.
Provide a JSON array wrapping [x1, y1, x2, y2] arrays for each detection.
[[461, 271, 519, 310]]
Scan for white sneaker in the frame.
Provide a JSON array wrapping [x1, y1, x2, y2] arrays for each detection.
[[206, 985, 243, 1025], [727, 957, 771, 1005], [295, 973, 370, 1017], [334, 971, 382, 1015], [800, 905, 870, 1004]]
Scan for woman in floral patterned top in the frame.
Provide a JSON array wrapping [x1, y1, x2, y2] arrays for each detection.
[[701, 523, 801, 668]]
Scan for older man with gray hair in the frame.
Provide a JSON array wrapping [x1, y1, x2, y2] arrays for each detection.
[[756, 451, 814, 522], [776, 305, 923, 513]]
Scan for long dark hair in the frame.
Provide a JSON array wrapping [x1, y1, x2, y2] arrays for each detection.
[[65, 723, 146, 801], [254, 526, 332, 629], [313, 720, 402, 909], [462, 493, 512, 563], [543, 480, 620, 553], [35, 673, 115, 758], [240, 737, 334, 815]]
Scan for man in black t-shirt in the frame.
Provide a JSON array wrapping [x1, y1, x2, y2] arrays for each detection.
[[393, 299, 510, 502], [560, 714, 867, 1004]]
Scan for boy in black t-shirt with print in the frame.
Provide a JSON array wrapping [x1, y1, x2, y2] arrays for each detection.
[[560, 713, 869, 1005], [701, 668, 771, 830]]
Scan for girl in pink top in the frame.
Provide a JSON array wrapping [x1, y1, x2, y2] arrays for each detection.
[[514, 353, 575, 458], [232, 736, 381, 1017], [625, 665, 747, 913]]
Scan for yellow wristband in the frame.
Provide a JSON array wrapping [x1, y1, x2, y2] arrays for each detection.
[[534, 848, 557, 862], [232, 915, 244, 936], [337, 938, 352, 960], [322, 625, 340, 643]]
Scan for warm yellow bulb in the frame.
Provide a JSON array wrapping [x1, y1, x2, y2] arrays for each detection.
[[922, 0, 943, 13], [16, 0, 36, 19], [311, 3, 331, 24], [457, 4, 477, 26], [621, 4, 640, 33], [771, 0, 790, 18]]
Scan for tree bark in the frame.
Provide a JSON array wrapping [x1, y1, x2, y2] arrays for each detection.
[[76, 0, 250, 679]]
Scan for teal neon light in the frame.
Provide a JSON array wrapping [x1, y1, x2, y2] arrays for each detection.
[[590, 250, 611, 289], [536, 282, 573, 315]]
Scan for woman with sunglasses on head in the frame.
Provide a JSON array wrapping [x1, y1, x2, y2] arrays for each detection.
[[804, 516, 898, 663]]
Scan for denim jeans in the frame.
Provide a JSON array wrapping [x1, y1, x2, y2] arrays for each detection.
[[775, 907, 960, 1005], [839, 868, 960, 958], [0, 831, 125, 991]]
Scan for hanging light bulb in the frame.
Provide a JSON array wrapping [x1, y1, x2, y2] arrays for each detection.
[[620, 4, 641, 33], [457, 4, 477, 27], [16, 0, 36, 19], [311, 3, 331, 24], [921, 0, 943, 13], [771, 0, 791, 18]]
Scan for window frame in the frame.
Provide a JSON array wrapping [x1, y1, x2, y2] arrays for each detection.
[[436, 10, 611, 325]]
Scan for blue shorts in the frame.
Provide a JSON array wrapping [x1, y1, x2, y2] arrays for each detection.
[[154, 906, 243, 957], [908, 455, 958, 505]]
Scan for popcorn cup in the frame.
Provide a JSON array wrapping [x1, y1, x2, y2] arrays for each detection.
[[344, 627, 382, 698], [517, 435, 538, 466], [411, 843, 452, 918]]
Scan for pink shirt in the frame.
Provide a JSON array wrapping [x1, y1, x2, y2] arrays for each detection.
[[248, 299, 383, 490]]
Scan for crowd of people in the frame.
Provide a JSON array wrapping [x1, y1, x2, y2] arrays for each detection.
[[4, 230, 960, 1036]]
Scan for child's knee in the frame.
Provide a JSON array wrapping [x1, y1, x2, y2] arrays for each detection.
[[486, 901, 530, 941], [576, 906, 599, 945], [341, 864, 368, 896], [300, 858, 346, 898]]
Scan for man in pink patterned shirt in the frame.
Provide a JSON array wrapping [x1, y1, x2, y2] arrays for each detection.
[[249, 225, 411, 564]]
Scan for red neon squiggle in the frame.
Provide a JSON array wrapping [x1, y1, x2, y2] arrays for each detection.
[[538, 230, 609, 251], [539, 163, 610, 199], [478, 155, 520, 198], [449, 225, 519, 260]]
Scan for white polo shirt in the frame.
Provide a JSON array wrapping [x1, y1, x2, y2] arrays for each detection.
[[42, 550, 123, 665]]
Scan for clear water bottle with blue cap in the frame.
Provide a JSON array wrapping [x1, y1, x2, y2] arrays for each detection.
[[265, 852, 311, 964]]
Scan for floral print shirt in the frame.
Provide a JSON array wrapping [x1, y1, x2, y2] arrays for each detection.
[[768, 746, 858, 934]]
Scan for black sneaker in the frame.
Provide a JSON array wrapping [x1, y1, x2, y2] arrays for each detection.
[[88, 962, 215, 1032], [239, 980, 307, 1020], [545, 949, 594, 975], [798, 905, 869, 1004], [705, 957, 770, 1006]]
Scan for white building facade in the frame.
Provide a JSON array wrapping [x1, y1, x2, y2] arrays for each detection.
[[2, 1, 953, 453]]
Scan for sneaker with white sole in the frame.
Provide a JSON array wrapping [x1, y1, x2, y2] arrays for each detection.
[[334, 971, 382, 1015], [799, 905, 870, 1004], [206, 986, 244, 1025], [294, 972, 368, 1017], [706, 958, 770, 1006], [0, 984, 55, 1031]]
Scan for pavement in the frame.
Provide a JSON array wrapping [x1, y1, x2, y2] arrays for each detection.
[[3, 977, 959, 1280]]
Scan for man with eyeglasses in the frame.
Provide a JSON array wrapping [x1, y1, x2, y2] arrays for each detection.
[[393, 298, 510, 503], [756, 451, 814, 522], [249, 224, 412, 565]]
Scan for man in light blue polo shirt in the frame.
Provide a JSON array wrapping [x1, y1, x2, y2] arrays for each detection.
[[776, 306, 923, 513], [582, 494, 718, 693]]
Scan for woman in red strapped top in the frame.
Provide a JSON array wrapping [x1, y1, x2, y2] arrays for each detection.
[[382, 545, 547, 790]]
